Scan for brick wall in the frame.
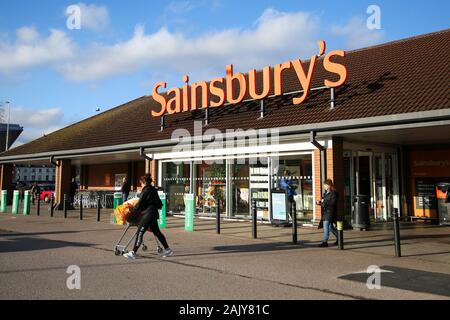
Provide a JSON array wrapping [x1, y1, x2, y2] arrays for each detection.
[[55, 159, 72, 208], [0, 164, 14, 204], [313, 137, 345, 222]]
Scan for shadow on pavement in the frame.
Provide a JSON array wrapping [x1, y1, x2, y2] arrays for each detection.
[[213, 241, 313, 253], [0, 228, 120, 238], [0, 236, 95, 253], [339, 265, 450, 297]]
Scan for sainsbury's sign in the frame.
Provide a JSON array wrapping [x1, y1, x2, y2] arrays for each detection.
[[151, 40, 347, 117]]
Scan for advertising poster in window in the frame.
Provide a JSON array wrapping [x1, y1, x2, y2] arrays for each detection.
[[115, 174, 127, 191]]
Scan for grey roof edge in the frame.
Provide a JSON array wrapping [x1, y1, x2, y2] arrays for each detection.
[[0, 108, 449, 163]]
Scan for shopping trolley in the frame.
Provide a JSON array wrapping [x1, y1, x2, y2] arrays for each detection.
[[114, 212, 163, 256]]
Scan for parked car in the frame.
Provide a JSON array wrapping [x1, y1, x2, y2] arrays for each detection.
[[39, 184, 55, 203]]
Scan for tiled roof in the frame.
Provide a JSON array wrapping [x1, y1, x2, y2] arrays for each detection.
[[2, 29, 449, 159]]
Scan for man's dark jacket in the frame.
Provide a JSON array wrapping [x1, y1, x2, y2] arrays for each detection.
[[321, 190, 338, 222]]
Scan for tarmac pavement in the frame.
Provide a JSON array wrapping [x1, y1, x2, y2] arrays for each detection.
[[0, 209, 449, 300]]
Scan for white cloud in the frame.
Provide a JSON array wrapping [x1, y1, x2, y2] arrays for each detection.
[[66, 3, 110, 32], [8, 107, 65, 147], [0, 9, 385, 83], [165, 1, 194, 14], [330, 17, 384, 50], [16, 27, 40, 43], [61, 8, 321, 82], [0, 28, 75, 75]]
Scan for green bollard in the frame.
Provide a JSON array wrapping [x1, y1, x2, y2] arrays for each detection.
[[184, 193, 194, 232], [158, 192, 167, 229], [113, 192, 123, 209], [112, 192, 123, 224], [0, 190, 7, 213], [12, 190, 19, 215], [23, 190, 31, 215]]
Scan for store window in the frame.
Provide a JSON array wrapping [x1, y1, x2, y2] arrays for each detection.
[[271, 155, 314, 222], [196, 161, 226, 215], [162, 162, 191, 213], [230, 158, 269, 219]]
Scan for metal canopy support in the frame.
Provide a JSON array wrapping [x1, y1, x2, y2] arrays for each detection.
[[160, 114, 166, 131], [204, 107, 209, 126], [330, 87, 336, 110]]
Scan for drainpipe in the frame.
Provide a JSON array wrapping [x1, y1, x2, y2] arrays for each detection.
[[139, 147, 152, 162], [310, 131, 327, 196], [50, 156, 60, 167]]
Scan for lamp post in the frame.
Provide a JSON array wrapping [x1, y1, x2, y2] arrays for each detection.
[[4, 101, 10, 151]]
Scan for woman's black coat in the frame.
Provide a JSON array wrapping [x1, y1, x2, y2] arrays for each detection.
[[134, 185, 162, 219]]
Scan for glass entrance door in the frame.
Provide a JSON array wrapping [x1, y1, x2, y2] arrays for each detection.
[[373, 153, 386, 220], [343, 150, 399, 222]]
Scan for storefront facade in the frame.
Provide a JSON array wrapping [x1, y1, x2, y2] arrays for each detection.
[[0, 29, 449, 224]]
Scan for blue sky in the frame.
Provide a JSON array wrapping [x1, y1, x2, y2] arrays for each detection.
[[0, 0, 449, 146]]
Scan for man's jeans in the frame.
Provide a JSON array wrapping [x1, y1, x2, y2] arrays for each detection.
[[323, 220, 338, 242]]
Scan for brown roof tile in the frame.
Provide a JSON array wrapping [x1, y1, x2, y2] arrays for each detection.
[[2, 29, 449, 158]]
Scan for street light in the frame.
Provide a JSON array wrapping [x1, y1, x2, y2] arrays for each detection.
[[5, 101, 10, 151]]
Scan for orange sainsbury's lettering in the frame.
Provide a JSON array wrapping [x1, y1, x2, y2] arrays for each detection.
[[292, 40, 325, 105], [209, 78, 225, 107], [226, 64, 247, 104], [323, 50, 347, 87], [166, 87, 182, 115], [273, 61, 291, 96], [191, 81, 208, 110], [249, 66, 271, 100], [151, 82, 167, 117], [150, 40, 347, 117]]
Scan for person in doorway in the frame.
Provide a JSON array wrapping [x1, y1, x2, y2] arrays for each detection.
[[17, 181, 25, 203], [123, 174, 173, 260], [279, 170, 297, 219], [31, 182, 40, 205], [316, 179, 338, 247], [69, 178, 78, 209], [121, 177, 130, 203]]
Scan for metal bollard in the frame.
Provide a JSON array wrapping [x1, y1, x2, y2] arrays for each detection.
[[393, 208, 402, 257], [79, 195, 83, 220], [96, 196, 101, 222], [63, 194, 68, 218], [50, 194, 54, 217], [252, 199, 257, 239], [337, 219, 344, 250], [292, 201, 298, 244], [216, 196, 221, 234], [37, 192, 41, 216]]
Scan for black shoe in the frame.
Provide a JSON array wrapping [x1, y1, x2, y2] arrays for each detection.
[[319, 242, 328, 247], [334, 241, 339, 246]]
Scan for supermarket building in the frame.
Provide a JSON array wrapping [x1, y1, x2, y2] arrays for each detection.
[[0, 29, 449, 224]]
